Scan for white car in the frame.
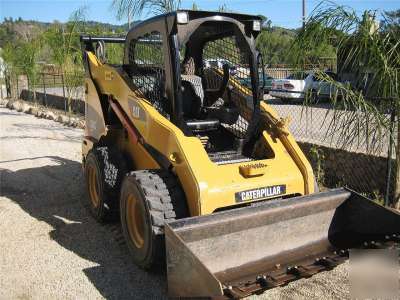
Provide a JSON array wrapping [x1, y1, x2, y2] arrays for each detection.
[[204, 58, 238, 75], [270, 71, 341, 102]]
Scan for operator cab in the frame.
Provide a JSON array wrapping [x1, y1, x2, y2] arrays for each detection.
[[176, 12, 264, 162], [123, 10, 266, 164]]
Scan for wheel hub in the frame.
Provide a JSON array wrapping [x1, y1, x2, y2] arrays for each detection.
[[126, 194, 145, 249]]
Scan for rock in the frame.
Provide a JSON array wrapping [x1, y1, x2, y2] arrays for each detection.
[[0, 99, 9, 106], [56, 115, 63, 123], [60, 115, 69, 124], [37, 110, 46, 118], [45, 111, 56, 120], [12, 101, 22, 111], [77, 120, 85, 129], [29, 107, 38, 115], [6, 100, 14, 109], [16, 106, 23, 112], [22, 103, 31, 113], [69, 118, 78, 127]]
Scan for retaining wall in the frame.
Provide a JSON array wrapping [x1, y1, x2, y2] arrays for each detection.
[[20, 89, 85, 114]]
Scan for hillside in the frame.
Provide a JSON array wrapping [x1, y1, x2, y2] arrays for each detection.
[[0, 18, 141, 47]]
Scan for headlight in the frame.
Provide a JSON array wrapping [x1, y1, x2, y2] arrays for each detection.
[[253, 20, 261, 31], [177, 12, 189, 24]]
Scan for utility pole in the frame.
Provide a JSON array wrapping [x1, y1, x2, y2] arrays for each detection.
[[302, 0, 306, 28], [128, 6, 131, 30]]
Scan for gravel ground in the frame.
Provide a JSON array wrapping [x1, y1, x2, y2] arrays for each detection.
[[0, 106, 349, 299]]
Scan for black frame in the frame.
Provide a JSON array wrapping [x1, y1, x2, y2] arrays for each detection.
[[81, 10, 263, 134]]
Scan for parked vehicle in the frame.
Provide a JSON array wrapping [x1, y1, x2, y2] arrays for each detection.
[[239, 74, 274, 93], [270, 71, 341, 102], [204, 58, 237, 75]]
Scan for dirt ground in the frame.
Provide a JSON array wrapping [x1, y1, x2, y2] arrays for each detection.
[[0, 106, 349, 299]]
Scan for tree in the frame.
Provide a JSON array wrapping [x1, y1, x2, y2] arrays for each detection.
[[191, 2, 199, 11], [17, 38, 42, 102], [2, 29, 42, 102], [256, 28, 295, 66], [292, 2, 400, 208], [257, 15, 272, 29], [218, 3, 228, 13], [112, 0, 181, 29], [44, 7, 86, 114], [382, 9, 400, 35], [1, 43, 20, 98]]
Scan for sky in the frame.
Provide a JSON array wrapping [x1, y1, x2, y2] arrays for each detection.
[[1, 0, 399, 28]]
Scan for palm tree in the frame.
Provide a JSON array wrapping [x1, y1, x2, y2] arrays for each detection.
[[44, 7, 86, 114], [291, 2, 399, 208], [112, 0, 181, 29]]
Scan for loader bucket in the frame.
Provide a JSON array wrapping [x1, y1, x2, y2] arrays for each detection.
[[165, 188, 400, 298]]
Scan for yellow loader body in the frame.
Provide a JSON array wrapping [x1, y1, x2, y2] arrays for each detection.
[[83, 52, 315, 216]]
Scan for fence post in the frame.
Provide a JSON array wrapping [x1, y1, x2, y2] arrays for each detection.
[[16, 74, 19, 99], [0, 78, 3, 100], [385, 103, 396, 206], [61, 73, 66, 114], [42, 73, 47, 106]]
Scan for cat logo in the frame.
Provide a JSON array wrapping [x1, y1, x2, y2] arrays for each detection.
[[128, 99, 146, 122], [105, 71, 114, 81], [235, 185, 286, 203]]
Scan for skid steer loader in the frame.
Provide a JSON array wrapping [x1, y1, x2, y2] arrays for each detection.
[[80, 10, 400, 298]]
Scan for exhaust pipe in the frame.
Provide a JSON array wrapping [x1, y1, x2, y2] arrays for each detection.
[[165, 188, 400, 298]]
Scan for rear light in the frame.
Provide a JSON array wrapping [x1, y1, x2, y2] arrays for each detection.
[[283, 83, 295, 90]]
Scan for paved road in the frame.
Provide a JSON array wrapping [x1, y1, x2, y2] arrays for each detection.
[[0, 107, 349, 299]]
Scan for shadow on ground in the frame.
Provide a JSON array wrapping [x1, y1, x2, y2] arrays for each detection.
[[0, 156, 166, 299]]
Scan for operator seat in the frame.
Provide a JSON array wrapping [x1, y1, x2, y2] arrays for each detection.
[[181, 57, 219, 132]]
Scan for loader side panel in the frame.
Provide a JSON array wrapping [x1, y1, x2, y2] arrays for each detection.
[[84, 77, 106, 142]]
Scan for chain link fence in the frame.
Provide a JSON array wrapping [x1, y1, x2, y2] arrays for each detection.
[[8, 72, 85, 115], [269, 97, 396, 205], [4, 67, 397, 205]]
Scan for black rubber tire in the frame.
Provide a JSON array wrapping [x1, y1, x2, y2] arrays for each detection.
[[120, 169, 188, 269], [84, 146, 127, 222]]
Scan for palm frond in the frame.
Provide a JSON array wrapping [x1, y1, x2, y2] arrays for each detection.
[[292, 1, 399, 154]]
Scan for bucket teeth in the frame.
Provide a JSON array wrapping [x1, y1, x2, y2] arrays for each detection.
[[315, 257, 336, 269], [256, 275, 268, 287], [287, 265, 318, 278]]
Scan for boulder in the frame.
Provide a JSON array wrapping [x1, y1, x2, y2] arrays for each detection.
[[45, 111, 56, 120]]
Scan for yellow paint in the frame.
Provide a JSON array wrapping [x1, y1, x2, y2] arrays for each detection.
[[83, 50, 315, 217]]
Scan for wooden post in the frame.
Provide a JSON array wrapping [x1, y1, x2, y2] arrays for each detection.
[[393, 100, 400, 210], [385, 105, 395, 206], [61, 73, 66, 114], [16, 74, 19, 99], [43, 73, 47, 106]]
